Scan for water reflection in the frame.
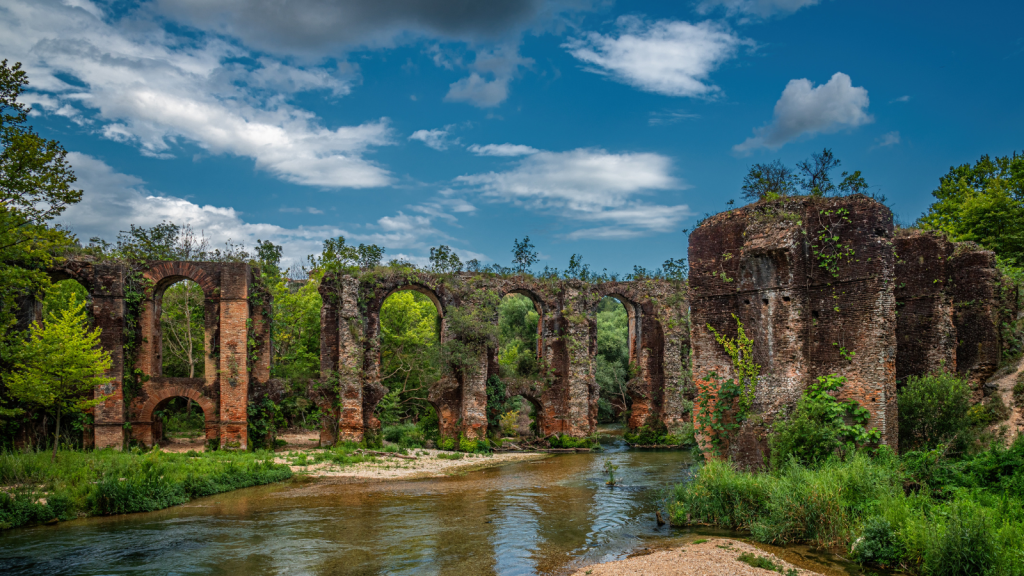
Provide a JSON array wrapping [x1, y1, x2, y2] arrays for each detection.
[[0, 433, 697, 576]]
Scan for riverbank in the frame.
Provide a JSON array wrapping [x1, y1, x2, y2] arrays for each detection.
[[276, 446, 549, 480], [572, 538, 818, 576], [0, 448, 291, 530]]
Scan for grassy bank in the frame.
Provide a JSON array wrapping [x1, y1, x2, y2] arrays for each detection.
[[0, 448, 291, 530], [668, 442, 1024, 575]]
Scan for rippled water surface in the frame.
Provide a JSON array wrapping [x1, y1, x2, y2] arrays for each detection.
[[0, 428, 863, 575]]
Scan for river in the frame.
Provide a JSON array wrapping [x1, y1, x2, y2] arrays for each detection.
[[0, 428, 868, 575]]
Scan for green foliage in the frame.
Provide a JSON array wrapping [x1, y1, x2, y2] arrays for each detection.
[[736, 552, 782, 572], [596, 297, 630, 422], [511, 236, 538, 273], [741, 159, 797, 202], [436, 451, 463, 460], [160, 280, 205, 378], [382, 423, 425, 448], [41, 279, 89, 320], [769, 374, 880, 467], [671, 439, 1024, 575], [695, 316, 759, 455], [898, 371, 975, 454], [549, 434, 599, 449], [0, 448, 290, 530], [918, 151, 1024, 267], [498, 294, 540, 378], [603, 458, 619, 485], [6, 296, 111, 460], [305, 236, 386, 277], [485, 375, 509, 429], [0, 60, 82, 412], [378, 290, 440, 423], [438, 436, 456, 451], [854, 516, 905, 568], [247, 397, 285, 450], [428, 244, 462, 274]]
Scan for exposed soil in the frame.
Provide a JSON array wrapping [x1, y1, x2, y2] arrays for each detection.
[[987, 357, 1024, 444], [274, 447, 548, 481], [571, 538, 822, 576]]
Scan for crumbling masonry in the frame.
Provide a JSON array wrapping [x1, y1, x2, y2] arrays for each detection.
[[688, 195, 1015, 468]]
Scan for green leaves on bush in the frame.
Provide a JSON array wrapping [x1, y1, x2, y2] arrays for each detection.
[[768, 374, 879, 467], [898, 371, 975, 454]]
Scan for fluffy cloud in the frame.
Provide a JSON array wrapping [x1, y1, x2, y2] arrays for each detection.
[[59, 153, 481, 269], [695, 0, 820, 19], [456, 147, 691, 238], [734, 72, 873, 153], [409, 126, 459, 150], [467, 143, 540, 156], [563, 16, 750, 98], [444, 45, 534, 108], [1, 0, 394, 188]]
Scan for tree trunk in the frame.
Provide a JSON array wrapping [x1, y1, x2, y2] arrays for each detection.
[[52, 406, 61, 462]]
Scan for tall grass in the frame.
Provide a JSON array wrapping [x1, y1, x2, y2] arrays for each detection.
[[668, 441, 1024, 575], [0, 448, 291, 530]]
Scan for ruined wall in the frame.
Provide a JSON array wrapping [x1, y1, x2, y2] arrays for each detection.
[[951, 245, 1005, 389], [317, 270, 690, 443], [689, 195, 897, 468], [893, 230, 957, 383]]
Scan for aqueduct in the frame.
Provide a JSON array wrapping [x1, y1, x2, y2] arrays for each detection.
[[18, 195, 1018, 463]]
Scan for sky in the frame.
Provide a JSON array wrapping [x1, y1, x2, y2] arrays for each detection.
[[3, 0, 1023, 274]]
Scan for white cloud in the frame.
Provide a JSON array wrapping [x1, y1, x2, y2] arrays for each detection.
[[563, 16, 750, 98], [444, 45, 533, 108], [59, 153, 481, 270], [455, 148, 691, 238], [734, 72, 873, 153], [467, 143, 540, 156], [1, 0, 394, 188], [890, 95, 911, 103], [695, 0, 820, 19], [874, 131, 901, 148], [648, 110, 701, 126], [409, 126, 459, 151]]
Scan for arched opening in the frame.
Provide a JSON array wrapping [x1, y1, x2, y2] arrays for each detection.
[[152, 396, 207, 448], [159, 279, 206, 378], [491, 293, 543, 439], [269, 276, 323, 431], [42, 278, 91, 322], [375, 287, 442, 445], [596, 296, 633, 424]]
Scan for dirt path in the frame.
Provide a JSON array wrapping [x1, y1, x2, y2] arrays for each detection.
[[571, 538, 821, 576], [986, 357, 1024, 443]]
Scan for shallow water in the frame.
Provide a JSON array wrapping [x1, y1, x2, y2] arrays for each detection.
[[0, 428, 868, 575]]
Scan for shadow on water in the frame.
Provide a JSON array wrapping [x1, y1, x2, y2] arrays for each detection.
[[0, 426, 875, 576]]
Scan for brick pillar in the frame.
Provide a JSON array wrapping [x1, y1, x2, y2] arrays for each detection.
[[952, 246, 1003, 388], [460, 348, 489, 439], [92, 293, 126, 449], [562, 284, 595, 437], [218, 264, 250, 449], [136, 296, 159, 377], [337, 275, 366, 442], [249, 280, 272, 383], [894, 231, 956, 383]]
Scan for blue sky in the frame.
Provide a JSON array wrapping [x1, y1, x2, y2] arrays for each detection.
[[4, 0, 1023, 273]]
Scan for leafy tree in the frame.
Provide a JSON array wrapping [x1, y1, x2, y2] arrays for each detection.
[[254, 239, 283, 279], [42, 280, 89, 320], [564, 253, 592, 280], [357, 243, 385, 268], [498, 294, 540, 376], [511, 236, 538, 273], [917, 152, 1024, 267], [741, 159, 797, 201], [429, 244, 462, 274], [6, 296, 111, 460], [378, 291, 440, 421], [305, 236, 385, 276], [898, 371, 975, 454], [596, 297, 630, 421], [161, 280, 205, 378], [0, 60, 81, 354]]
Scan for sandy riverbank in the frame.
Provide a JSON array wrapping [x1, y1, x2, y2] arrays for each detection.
[[276, 447, 549, 480], [571, 538, 822, 576]]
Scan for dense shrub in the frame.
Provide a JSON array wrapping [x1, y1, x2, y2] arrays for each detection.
[[898, 371, 975, 454], [0, 448, 291, 530], [548, 434, 599, 449], [670, 438, 1024, 575], [768, 374, 878, 467], [382, 423, 425, 448]]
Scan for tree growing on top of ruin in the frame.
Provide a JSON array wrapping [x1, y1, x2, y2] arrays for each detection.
[[740, 148, 869, 201], [511, 236, 538, 273], [429, 244, 462, 274]]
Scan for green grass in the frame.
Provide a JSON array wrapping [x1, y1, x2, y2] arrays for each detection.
[[737, 552, 781, 571], [0, 448, 291, 530], [669, 440, 1024, 575]]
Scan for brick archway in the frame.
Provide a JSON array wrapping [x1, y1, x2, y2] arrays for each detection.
[[145, 262, 218, 299], [131, 384, 219, 447]]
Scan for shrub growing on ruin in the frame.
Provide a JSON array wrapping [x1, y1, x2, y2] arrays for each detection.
[[898, 371, 974, 454]]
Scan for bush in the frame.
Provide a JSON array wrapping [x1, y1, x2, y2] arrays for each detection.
[[623, 421, 694, 447], [437, 436, 456, 451], [382, 423, 425, 448], [549, 434, 599, 449], [923, 502, 996, 576], [899, 371, 975, 454], [855, 516, 904, 568]]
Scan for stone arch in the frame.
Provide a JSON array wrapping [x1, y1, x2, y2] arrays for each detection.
[[139, 263, 218, 381], [145, 262, 218, 299], [132, 384, 219, 447], [592, 290, 642, 365]]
